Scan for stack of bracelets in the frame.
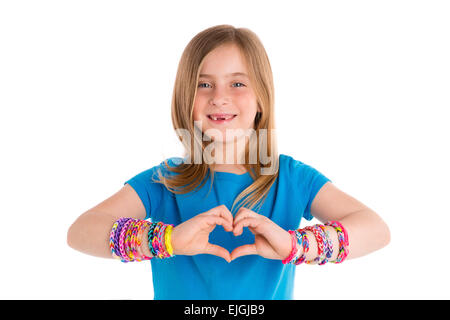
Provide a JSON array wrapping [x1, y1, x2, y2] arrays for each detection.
[[109, 218, 175, 262], [283, 221, 349, 265]]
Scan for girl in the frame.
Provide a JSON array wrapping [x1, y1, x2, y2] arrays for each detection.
[[67, 24, 390, 300]]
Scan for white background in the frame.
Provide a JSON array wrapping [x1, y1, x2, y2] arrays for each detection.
[[1, 0, 449, 299]]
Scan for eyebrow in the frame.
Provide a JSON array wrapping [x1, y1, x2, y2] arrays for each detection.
[[199, 72, 249, 78]]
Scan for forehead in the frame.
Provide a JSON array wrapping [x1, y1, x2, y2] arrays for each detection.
[[199, 44, 249, 78]]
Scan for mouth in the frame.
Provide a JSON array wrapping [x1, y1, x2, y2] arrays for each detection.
[[207, 114, 237, 124]]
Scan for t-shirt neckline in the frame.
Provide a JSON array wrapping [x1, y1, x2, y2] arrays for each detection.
[[209, 168, 251, 181]]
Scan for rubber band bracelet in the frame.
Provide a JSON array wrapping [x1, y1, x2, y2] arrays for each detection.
[[304, 225, 326, 265], [282, 230, 299, 264], [317, 224, 333, 265], [293, 229, 309, 265], [109, 218, 161, 262], [147, 221, 175, 259], [283, 229, 310, 265], [324, 221, 349, 263]]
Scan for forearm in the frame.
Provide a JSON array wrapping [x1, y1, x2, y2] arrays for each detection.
[[297, 209, 390, 262], [67, 211, 118, 259], [68, 213, 164, 261], [338, 209, 390, 260]]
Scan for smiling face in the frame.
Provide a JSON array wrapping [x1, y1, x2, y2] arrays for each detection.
[[193, 43, 260, 143]]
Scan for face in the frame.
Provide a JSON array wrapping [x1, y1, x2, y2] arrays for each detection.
[[193, 43, 260, 143]]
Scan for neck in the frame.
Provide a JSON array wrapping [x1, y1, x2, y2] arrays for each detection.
[[213, 136, 246, 164], [209, 136, 248, 173]]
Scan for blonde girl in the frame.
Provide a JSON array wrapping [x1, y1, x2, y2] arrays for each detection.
[[67, 24, 390, 300]]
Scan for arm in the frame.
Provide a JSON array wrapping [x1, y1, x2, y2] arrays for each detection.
[[67, 184, 153, 259], [299, 182, 391, 262]]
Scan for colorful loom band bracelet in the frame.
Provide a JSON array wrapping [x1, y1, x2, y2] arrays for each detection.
[[324, 221, 349, 263], [159, 223, 174, 258], [164, 225, 175, 256], [113, 218, 129, 258], [157, 224, 169, 258], [325, 221, 349, 246], [124, 219, 137, 261], [136, 221, 153, 261], [107, 218, 180, 262], [282, 230, 299, 264], [110, 218, 154, 262], [147, 221, 158, 257], [129, 220, 142, 261], [130, 220, 147, 261], [317, 224, 333, 265], [151, 222, 164, 258], [110, 217, 130, 260], [119, 219, 133, 262], [109, 219, 121, 259], [304, 225, 326, 265], [293, 229, 309, 265]]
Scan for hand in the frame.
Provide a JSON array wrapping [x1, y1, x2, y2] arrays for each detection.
[[230, 207, 293, 261], [170, 205, 234, 263]]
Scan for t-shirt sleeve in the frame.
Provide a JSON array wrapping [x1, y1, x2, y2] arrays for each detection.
[[123, 165, 164, 221], [290, 158, 332, 221]]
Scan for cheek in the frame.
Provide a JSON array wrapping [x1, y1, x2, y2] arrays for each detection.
[[237, 93, 258, 117], [237, 90, 257, 106]]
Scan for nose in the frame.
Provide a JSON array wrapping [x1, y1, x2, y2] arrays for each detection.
[[209, 85, 231, 106]]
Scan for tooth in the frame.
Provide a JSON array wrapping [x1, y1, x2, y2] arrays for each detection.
[[210, 115, 234, 120]]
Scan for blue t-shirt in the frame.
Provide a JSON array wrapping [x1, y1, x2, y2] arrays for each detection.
[[124, 153, 331, 300]]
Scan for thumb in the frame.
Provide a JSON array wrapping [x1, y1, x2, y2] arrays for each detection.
[[203, 242, 231, 263], [230, 244, 258, 261]]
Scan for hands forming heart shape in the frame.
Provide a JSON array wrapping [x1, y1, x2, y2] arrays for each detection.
[[170, 205, 294, 263]]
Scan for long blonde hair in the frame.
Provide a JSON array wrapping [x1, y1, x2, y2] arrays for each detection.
[[154, 24, 279, 215]]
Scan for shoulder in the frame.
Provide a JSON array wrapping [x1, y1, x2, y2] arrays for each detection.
[[279, 153, 312, 174], [279, 154, 332, 220], [281, 153, 325, 171], [279, 153, 332, 187]]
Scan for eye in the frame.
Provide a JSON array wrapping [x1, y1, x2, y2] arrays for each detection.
[[197, 82, 245, 88], [198, 82, 211, 88]]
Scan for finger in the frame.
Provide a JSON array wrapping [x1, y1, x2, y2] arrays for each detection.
[[233, 207, 256, 227], [204, 242, 231, 263], [233, 217, 262, 236], [207, 205, 234, 231], [230, 244, 257, 261], [204, 216, 233, 232]]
